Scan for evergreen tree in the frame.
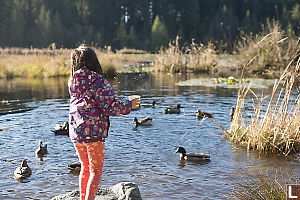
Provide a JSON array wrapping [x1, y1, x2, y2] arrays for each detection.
[[291, 3, 300, 33], [0, 0, 299, 49], [150, 15, 169, 50], [128, 26, 138, 48], [116, 19, 128, 48], [36, 5, 52, 46]]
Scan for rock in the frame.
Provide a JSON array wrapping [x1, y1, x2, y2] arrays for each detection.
[[51, 182, 142, 200]]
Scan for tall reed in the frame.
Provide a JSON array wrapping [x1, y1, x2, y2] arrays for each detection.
[[226, 55, 300, 155], [236, 20, 299, 78], [155, 36, 217, 73]]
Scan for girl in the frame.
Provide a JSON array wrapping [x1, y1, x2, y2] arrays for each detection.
[[68, 44, 140, 200]]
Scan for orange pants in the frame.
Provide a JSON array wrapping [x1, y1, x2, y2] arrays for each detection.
[[74, 141, 105, 200]]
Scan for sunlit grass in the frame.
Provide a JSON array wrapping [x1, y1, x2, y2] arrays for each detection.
[[0, 47, 156, 78]]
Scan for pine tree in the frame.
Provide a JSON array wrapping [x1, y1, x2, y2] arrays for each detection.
[[150, 15, 169, 50], [116, 19, 128, 48]]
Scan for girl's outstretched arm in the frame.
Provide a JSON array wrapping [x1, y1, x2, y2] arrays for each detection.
[[94, 79, 132, 116]]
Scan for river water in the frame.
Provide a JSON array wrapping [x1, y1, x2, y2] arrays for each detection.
[[0, 73, 299, 200]]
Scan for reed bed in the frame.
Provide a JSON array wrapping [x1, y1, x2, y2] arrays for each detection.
[[155, 36, 217, 73], [236, 20, 299, 78], [228, 167, 299, 200], [226, 55, 300, 155]]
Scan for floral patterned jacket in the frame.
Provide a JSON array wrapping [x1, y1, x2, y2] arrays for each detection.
[[68, 67, 132, 143]]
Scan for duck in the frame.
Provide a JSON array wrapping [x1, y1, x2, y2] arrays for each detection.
[[174, 147, 210, 161], [14, 159, 32, 180], [133, 117, 153, 130], [230, 106, 235, 121], [196, 109, 213, 118], [35, 141, 48, 157], [52, 121, 69, 135], [141, 101, 156, 108], [68, 161, 81, 173], [165, 104, 182, 114]]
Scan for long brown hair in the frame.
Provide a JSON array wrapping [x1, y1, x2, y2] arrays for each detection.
[[70, 44, 103, 77]]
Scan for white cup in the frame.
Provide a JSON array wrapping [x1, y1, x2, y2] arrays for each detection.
[[128, 95, 141, 101]]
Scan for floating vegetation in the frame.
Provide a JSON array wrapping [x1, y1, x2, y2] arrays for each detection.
[[176, 77, 276, 89], [117, 61, 155, 74], [0, 99, 9, 104]]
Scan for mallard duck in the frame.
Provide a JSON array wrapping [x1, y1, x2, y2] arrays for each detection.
[[230, 106, 235, 121], [52, 121, 69, 135], [68, 161, 81, 173], [196, 109, 213, 118], [141, 101, 156, 108], [165, 104, 182, 114], [133, 117, 153, 130], [35, 141, 48, 156], [14, 159, 32, 180], [174, 147, 210, 161]]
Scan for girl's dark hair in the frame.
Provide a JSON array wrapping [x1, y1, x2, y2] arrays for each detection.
[[71, 44, 103, 76]]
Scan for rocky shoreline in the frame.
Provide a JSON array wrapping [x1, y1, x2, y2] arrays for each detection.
[[51, 182, 142, 200]]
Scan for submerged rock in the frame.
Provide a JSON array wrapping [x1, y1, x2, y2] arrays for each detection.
[[51, 182, 142, 200]]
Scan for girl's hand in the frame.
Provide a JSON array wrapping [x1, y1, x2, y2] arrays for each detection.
[[131, 98, 140, 109]]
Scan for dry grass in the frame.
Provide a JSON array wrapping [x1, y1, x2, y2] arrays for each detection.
[[155, 36, 217, 73], [228, 167, 299, 200], [226, 55, 300, 155], [236, 20, 299, 78]]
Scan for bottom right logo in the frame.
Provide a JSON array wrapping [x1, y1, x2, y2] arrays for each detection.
[[287, 184, 300, 200]]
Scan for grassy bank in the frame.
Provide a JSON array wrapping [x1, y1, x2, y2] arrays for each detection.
[[0, 48, 70, 78], [0, 47, 155, 79], [225, 56, 300, 155]]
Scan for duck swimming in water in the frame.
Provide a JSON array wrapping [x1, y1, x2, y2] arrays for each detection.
[[165, 104, 182, 114], [35, 141, 48, 157], [141, 101, 156, 108], [14, 159, 32, 180], [52, 121, 69, 135], [174, 147, 210, 161], [133, 117, 153, 130], [68, 161, 81, 173], [196, 109, 213, 118]]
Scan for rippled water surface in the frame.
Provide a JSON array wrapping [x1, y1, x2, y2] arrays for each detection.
[[0, 73, 299, 200]]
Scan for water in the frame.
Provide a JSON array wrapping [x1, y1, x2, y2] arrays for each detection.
[[0, 73, 299, 200]]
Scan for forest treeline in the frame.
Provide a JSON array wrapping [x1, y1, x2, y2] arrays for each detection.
[[0, 0, 299, 50]]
